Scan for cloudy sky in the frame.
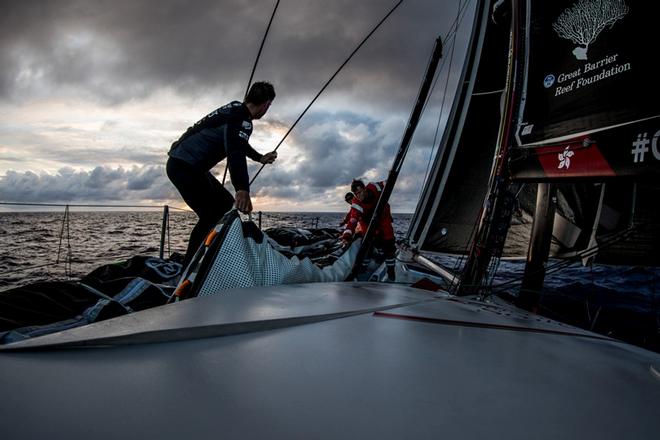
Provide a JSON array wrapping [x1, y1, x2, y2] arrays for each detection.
[[0, 0, 475, 213]]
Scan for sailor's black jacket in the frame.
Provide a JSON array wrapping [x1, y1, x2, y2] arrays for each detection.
[[168, 101, 262, 192]]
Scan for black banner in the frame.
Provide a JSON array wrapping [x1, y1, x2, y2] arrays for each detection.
[[515, 1, 660, 149], [510, 116, 660, 180]]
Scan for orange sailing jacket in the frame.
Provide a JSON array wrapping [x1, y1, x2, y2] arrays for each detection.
[[341, 181, 394, 241]]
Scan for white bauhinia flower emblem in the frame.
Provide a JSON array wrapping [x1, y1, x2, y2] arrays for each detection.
[[558, 146, 574, 169]]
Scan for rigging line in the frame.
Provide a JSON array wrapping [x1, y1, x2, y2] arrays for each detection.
[[390, 29, 458, 182], [166, 209, 172, 258], [415, 0, 473, 123], [56, 205, 69, 265], [65, 205, 72, 277], [549, 225, 638, 264], [489, 226, 639, 294], [223, 0, 281, 186], [407, 1, 472, 252], [404, 45, 447, 140], [491, 227, 648, 312], [245, 0, 280, 99], [250, 0, 405, 185], [442, 0, 474, 46], [451, 200, 485, 292], [392, 38, 445, 175], [472, 89, 507, 96], [221, 157, 230, 186], [422, 1, 461, 187], [454, 0, 512, 296]]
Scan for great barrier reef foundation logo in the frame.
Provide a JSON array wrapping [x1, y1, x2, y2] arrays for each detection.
[[553, 0, 629, 60], [544, 74, 556, 88]]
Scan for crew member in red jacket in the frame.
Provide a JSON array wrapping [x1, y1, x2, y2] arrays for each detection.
[[339, 192, 354, 228], [341, 179, 396, 281]]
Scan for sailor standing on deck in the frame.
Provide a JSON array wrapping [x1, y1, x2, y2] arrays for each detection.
[[166, 81, 277, 267]]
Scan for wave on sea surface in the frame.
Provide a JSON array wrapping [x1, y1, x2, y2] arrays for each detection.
[[0, 211, 411, 289]]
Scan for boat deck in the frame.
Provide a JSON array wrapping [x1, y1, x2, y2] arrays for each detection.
[[1, 282, 659, 439]]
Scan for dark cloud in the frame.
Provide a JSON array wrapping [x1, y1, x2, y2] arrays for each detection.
[[0, 0, 468, 107], [0, 165, 175, 203], [0, 0, 475, 213], [1, 0, 257, 102], [0, 148, 433, 212], [127, 165, 162, 190]]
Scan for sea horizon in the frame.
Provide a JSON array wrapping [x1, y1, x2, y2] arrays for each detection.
[[0, 210, 413, 291]]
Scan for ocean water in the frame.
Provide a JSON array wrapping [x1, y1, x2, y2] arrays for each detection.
[[1, 209, 658, 352], [0, 210, 411, 290], [431, 252, 660, 351]]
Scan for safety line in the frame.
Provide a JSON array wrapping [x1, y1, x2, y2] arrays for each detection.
[[0, 201, 187, 211]]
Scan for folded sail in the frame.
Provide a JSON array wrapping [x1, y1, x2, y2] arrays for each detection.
[[175, 211, 360, 298]]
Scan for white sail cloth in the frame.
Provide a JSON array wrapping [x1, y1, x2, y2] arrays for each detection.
[[185, 213, 360, 296]]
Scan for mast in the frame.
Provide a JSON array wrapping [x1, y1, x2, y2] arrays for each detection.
[[457, 0, 520, 296], [347, 37, 443, 281]]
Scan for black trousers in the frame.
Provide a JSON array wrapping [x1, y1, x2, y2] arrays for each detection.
[[166, 157, 235, 267]]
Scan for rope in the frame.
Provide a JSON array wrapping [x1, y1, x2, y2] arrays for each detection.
[[0, 202, 188, 282], [167, 210, 172, 258], [407, 0, 474, 191], [56, 205, 67, 264], [223, 0, 281, 186], [222, 164, 229, 186], [245, 0, 280, 99], [442, 0, 474, 44], [55, 205, 73, 277], [443, 0, 509, 295], [250, 0, 405, 185], [422, 1, 461, 187], [390, 2, 474, 287], [487, 224, 641, 296]]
